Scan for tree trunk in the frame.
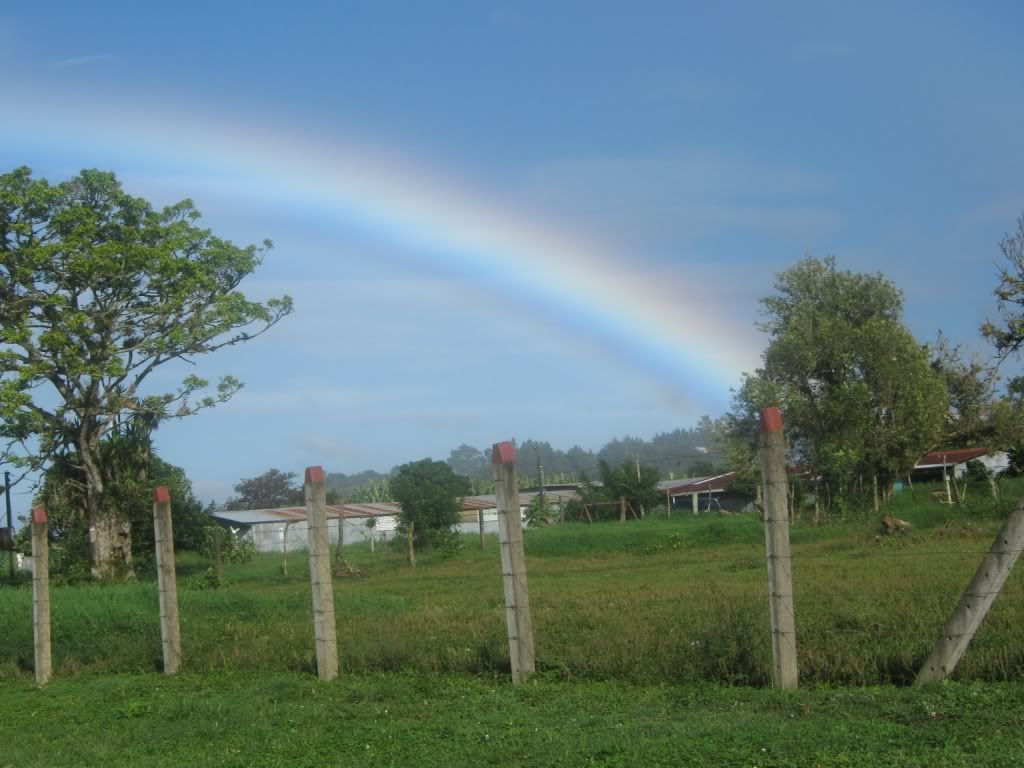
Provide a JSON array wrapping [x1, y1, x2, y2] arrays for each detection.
[[88, 501, 132, 580], [80, 420, 134, 580], [407, 520, 416, 567]]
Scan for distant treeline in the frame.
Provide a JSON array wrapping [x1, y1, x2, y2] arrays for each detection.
[[324, 419, 726, 499]]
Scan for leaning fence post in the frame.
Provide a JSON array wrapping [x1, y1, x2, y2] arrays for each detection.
[[493, 441, 535, 683], [305, 465, 338, 681], [759, 407, 798, 689], [153, 486, 182, 674], [31, 506, 51, 686], [916, 502, 1024, 684]]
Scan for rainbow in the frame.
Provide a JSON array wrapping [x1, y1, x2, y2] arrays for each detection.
[[2, 85, 762, 407]]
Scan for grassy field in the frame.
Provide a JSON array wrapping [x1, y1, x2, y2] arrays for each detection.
[[1, 480, 1023, 766], [1, 479, 1023, 685], [2, 673, 1023, 767]]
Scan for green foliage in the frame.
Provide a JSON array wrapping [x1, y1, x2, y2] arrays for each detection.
[[346, 478, 392, 503], [725, 257, 948, 513], [523, 494, 554, 528], [685, 458, 715, 477], [598, 459, 662, 515], [225, 468, 302, 510], [390, 458, 471, 551], [982, 212, 1024, 358], [201, 526, 256, 564], [34, 444, 212, 580], [928, 333, 1000, 447], [2, 483, 1024, 690], [0, 166, 292, 577], [2, 675, 1024, 768], [560, 460, 661, 522]]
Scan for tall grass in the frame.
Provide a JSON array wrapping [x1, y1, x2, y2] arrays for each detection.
[[1, 480, 1022, 685]]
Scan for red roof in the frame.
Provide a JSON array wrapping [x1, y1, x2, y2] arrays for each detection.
[[915, 448, 989, 468]]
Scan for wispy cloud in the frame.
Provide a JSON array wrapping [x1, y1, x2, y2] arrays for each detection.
[[53, 53, 122, 69], [516, 147, 841, 247]]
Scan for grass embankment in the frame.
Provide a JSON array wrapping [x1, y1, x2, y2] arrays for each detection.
[[1, 481, 1023, 685], [2, 673, 1023, 767]]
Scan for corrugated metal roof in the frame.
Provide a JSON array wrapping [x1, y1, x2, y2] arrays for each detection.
[[916, 448, 989, 468], [659, 472, 736, 494], [213, 504, 380, 525], [215, 491, 581, 527], [336, 502, 401, 518]]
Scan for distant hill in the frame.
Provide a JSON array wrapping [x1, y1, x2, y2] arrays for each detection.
[[326, 418, 726, 500]]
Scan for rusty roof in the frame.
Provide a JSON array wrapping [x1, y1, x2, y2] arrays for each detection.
[[659, 472, 736, 495], [916, 448, 989, 468]]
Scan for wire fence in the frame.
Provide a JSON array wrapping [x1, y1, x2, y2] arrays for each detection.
[[2, 482, 1023, 688]]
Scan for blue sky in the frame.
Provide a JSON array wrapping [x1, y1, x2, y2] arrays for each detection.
[[1, 2, 1023, 504]]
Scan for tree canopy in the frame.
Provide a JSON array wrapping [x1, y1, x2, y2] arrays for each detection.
[[982, 213, 1024, 359], [725, 257, 947, 511], [390, 458, 470, 564], [226, 468, 303, 510], [0, 167, 292, 577]]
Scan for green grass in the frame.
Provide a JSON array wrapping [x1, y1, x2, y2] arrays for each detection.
[[1, 673, 1022, 767], [2, 481, 1023, 765], [1, 480, 1023, 685]]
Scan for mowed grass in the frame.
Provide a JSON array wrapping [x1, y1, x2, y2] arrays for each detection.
[[1, 480, 1023, 685], [2, 672, 1023, 768]]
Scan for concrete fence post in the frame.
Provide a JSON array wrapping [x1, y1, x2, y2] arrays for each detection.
[[305, 466, 338, 681], [493, 441, 535, 683], [917, 503, 1024, 683], [759, 407, 798, 689], [153, 486, 182, 674], [30, 506, 51, 686]]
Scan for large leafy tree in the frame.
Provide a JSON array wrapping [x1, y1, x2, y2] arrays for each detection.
[[226, 468, 303, 510], [725, 257, 946, 511], [390, 458, 470, 566], [37, 444, 214, 578], [597, 459, 662, 517], [0, 167, 292, 578], [982, 213, 1024, 358]]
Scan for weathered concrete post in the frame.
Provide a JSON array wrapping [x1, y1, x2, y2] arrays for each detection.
[[759, 407, 798, 690], [213, 526, 224, 588], [153, 486, 182, 674], [305, 465, 338, 681], [493, 441, 535, 683], [479, 508, 486, 550], [30, 506, 51, 686], [917, 503, 1024, 683]]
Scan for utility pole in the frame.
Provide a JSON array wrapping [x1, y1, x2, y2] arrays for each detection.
[[635, 449, 645, 518], [537, 453, 546, 521], [5, 471, 13, 580]]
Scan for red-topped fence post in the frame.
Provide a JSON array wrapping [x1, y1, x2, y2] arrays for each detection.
[[493, 441, 535, 683], [305, 466, 338, 681], [153, 485, 182, 674], [759, 407, 798, 689], [31, 506, 51, 686]]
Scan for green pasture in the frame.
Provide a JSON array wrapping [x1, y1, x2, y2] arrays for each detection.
[[1, 480, 1022, 685]]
